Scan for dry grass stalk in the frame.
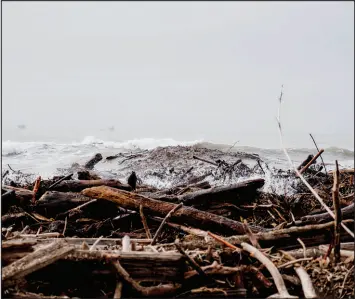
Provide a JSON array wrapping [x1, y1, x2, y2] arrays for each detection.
[[276, 87, 354, 239]]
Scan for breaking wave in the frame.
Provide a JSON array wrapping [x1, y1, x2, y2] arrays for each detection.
[[2, 137, 353, 192]]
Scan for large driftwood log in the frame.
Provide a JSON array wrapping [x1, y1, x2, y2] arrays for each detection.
[[81, 186, 266, 235], [2, 185, 34, 205], [3, 291, 70, 299], [1, 237, 153, 265], [49, 179, 132, 193], [2, 247, 185, 283], [151, 178, 264, 206], [2, 240, 74, 287], [179, 179, 264, 206], [35, 191, 94, 216], [178, 220, 354, 251], [35, 191, 122, 219]]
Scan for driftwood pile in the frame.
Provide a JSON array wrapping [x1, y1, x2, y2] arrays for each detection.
[[1, 151, 354, 299]]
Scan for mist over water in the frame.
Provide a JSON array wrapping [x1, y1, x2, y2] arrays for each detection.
[[2, 2, 353, 191]]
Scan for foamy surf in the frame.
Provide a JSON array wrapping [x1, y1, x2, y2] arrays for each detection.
[[2, 136, 354, 195]]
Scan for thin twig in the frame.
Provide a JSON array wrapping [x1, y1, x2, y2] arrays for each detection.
[[278, 258, 313, 269], [299, 149, 324, 174], [174, 240, 208, 279], [111, 259, 181, 297], [71, 199, 97, 214], [62, 217, 68, 237], [139, 205, 152, 239], [257, 159, 266, 175], [48, 173, 73, 190], [276, 87, 354, 239], [207, 231, 241, 252], [151, 203, 183, 245], [20, 225, 30, 234], [309, 133, 328, 177], [7, 164, 16, 172], [339, 265, 354, 298], [226, 140, 240, 153], [297, 238, 307, 259], [89, 236, 103, 251]]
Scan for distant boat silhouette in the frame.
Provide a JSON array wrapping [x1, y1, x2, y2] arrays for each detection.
[[17, 124, 26, 129]]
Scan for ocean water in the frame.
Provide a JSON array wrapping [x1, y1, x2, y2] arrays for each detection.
[[2, 136, 354, 194]]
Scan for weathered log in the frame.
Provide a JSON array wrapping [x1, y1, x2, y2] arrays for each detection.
[[2, 247, 185, 284], [2, 238, 38, 249], [36, 190, 129, 220], [2, 239, 38, 266], [2, 237, 152, 248], [1, 189, 17, 213], [1, 237, 156, 265], [68, 250, 185, 282], [2, 240, 74, 287], [152, 178, 264, 206], [2, 212, 34, 227], [2, 185, 34, 205], [81, 186, 266, 235], [3, 291, 69, 299], [281, 243, 355, 260], [160, 181, 212, 196], [49, 179, 132, 193], [178, 178, 264, 206], [300, 203, 354, 224], [178, 220, 354, 251], [84, 153, 103, 170], [35, 191, 94, 216]]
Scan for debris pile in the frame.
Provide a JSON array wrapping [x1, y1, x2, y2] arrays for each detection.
[[1, 149, 354, 298]]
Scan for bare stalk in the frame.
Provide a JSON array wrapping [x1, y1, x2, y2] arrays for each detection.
[[275, 87, 354, 239]]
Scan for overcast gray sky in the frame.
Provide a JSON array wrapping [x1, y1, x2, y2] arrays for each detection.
[[2, 1, 354, 149]]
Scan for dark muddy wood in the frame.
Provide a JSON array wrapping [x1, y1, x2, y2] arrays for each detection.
[[77, 170, 101, 180], [84, 153, 103, 170]]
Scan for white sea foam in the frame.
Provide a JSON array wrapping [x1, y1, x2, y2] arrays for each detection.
[[2, 137, 354, 194]]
